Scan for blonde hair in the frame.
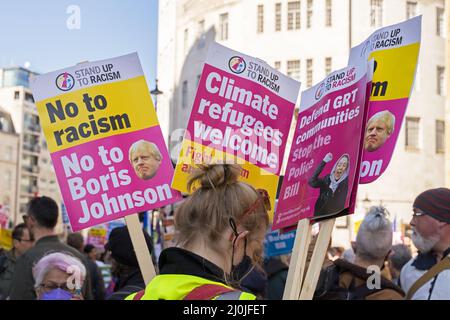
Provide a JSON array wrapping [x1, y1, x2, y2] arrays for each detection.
[[128, 140, 162, 162], [174, 164, 269, 267], [367, 110, 395, 135]]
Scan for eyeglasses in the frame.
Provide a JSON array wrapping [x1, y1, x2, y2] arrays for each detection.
[[242, 189, 271, 216], [412, 210, 425, 218]]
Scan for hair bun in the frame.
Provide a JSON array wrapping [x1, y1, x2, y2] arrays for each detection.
[[188, 164, 241, 191]]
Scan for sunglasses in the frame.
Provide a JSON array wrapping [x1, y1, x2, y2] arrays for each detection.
[[241, 188, 271, 216]]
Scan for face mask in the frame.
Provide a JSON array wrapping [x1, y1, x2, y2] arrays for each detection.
[[231, 254, 254, 282], [40, 288, 73, 300]]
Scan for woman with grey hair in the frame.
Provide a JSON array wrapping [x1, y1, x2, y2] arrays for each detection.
[[314, 206, 404, 300], [33, 252, 86, 300]]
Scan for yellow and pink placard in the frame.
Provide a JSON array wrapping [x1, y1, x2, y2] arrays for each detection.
[[31, 53, 181, 231]]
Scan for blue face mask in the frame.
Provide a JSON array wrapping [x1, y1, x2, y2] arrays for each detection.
[[40, 288, 73, 300]]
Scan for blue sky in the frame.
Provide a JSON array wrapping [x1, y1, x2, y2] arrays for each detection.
[[0, 0, 158, 88]]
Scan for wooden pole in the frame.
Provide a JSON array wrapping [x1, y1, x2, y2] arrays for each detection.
[[282, 219, 312, 300], [299, 218, 335, 300], [125, 214, 156, 284]]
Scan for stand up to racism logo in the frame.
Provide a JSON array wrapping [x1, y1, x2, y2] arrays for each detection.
[[228, 56, 246, 74], [55, 72, 75, 91]]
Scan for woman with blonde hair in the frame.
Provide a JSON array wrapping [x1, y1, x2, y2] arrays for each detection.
[[127, 164, 270, 300]]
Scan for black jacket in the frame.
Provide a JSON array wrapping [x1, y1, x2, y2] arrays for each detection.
[[107, 268, 145, 300], [308, 161, 348, 217]]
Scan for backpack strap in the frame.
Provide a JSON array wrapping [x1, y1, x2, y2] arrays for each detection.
[[406, 254, 450, 300], [183, 284, 237, 300], [132, 289, 146, 300]]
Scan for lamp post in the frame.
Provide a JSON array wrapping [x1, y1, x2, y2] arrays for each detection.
[[362, 194, 371, 214], [151, 79, 163, 112]]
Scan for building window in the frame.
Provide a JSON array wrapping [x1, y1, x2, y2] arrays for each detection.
[[370, 0, 383, 27], [220, 13, 229, 40], [406, 1, 417, 19], [198, 20, 205, 36], [325, 0, 332, 27], [437, 66, 445, 96], [182, 81, 188, 110], [198, 20, 206, 48], [184, 28, 189, 54], [307, 0, 313, 28], [4, 146, 13, 161], [257, 5, 264, 33], [405, 117, 420, 150], [436, 7, 444, 37], [25, 92, 34, 103], [307, 59, 313, 87], [287, 60, 300, 80], [325, 57, 332, 75], [287, 1, 301, 30], [14, 91, 20, 100], [274, 61, 281, 71], [436, 120, 445, 153], [5, 170, 12, 189], [275, 3, 282, 31]]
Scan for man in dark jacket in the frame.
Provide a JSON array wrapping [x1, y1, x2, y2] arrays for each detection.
[[308, 153, 349, 217], [67, 233, 105, 300], [0, 223, 34, 299], [105, 226, 155, 300], [9, 196, 93, 300]]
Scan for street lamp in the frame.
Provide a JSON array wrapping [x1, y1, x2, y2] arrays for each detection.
[[362, 193, 371, 214], [151, 79, 163, 112]]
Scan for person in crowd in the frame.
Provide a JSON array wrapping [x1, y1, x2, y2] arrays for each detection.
[[126, 164, 270, 300], [84, 244, 98, 263], [129, 140, 162, 180], [105, 226, 155, 300], [308, 153, 349, 217], [0, 223, 34, 299], [364, 110, 395, 152], [400, 188, 450, 300], [388, 244, 412, 287], [264, 255, 289, 300], [9, 196, 92, 300], [314, 206, 404, 300], [67, 233, 105, 300], [33, 252, 86, 300]]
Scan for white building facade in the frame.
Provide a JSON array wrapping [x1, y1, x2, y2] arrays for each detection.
[[157, 0, 447, 247]]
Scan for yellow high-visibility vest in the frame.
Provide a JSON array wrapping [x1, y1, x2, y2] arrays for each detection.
[[125, 274, 256, 300]]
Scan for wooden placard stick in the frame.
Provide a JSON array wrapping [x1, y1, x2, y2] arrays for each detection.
[[298, 218, 335, 300], [125, 214, 156, 284], [282, 219, 312, 300]]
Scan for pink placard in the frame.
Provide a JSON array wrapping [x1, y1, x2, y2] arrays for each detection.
[[52, 126, 182, 231], [274, 74, 368, 230]]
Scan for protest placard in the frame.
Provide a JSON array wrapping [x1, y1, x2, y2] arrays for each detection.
[[30, 53, 182, 231], [349, 16, 421, 183], [31, 53, 182, 283], [264, 229, 296, 258], [171, 43, 300, 218], [273, 62, 371, 230], [87, 225, 108, 249]]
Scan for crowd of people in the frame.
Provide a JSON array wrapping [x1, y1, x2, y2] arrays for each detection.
[[0, 164, 449, 300]]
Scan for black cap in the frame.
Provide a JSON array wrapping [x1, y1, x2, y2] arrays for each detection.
[[105, 226, 153, 267]]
